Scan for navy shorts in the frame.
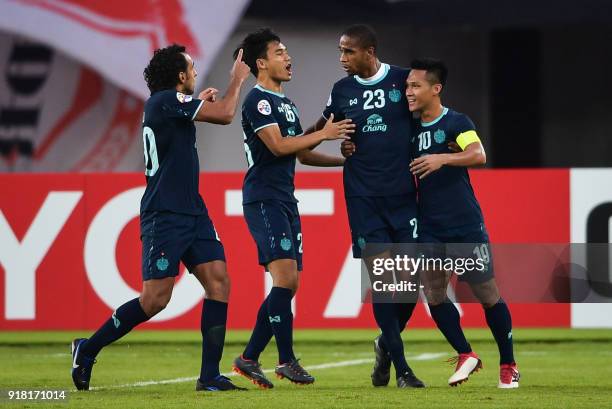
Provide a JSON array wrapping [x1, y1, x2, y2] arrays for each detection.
[[418, 222, 494, 284], [243, 200, 303, 271], [140, 211, 225, 280], [345, 193, 418, 258]]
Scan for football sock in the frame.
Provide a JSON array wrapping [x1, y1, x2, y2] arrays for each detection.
[[378, 302, 416, 353], [372, 301, 410, 375], [484, 298, 515, 364], [267, 287, 295, 364], [200, 299, 228, 382], [243, 295, 273, 361], [81, 297, 149, 359], [429, 300, 472, 354]]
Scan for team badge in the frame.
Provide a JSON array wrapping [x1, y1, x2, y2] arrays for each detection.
[[388, 89, 402, 103], [280, 237, 292, 251], [434, 129, 446, 143], [357, 236, 366, 250], [156, 256, 169, 271], [176, 92, 192, 103], [257, 99, 272, 115]]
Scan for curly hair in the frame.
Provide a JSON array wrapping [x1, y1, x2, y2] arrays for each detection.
[[233, 28, 280, 78], [143, 44, 188, 95]]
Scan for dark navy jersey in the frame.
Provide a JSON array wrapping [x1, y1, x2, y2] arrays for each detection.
[[323, 63, 415, 197], [241, 85, 304, 204], [412, 107, 484, 230], [140, 89, 205, 215]]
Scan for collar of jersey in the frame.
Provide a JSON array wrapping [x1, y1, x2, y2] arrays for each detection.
[[255, 84, 285, 98], [354, 63, 389, 86], [421, 106, 449, 127]]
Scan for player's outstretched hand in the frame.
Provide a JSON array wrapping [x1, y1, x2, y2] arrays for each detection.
[[231, 48, 251, 82], [198, 87, 219, 102], [410, 154, 446, 179], [340, 140, 356, 157], [322, 113, 355, 140]]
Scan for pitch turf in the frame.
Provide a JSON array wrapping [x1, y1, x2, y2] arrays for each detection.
[[2, 329, 612, 408]]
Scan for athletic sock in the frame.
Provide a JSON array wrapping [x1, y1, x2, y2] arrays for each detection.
[[81, 297, 149, 359], [243, 295, 273, 361], [200, 299, 228, 382], [372, 302, 410, 375], [267, 287, 295, 364], [484, 298, 515, 364], [429, 301, 472, 354], [378, 302, 416, 353]]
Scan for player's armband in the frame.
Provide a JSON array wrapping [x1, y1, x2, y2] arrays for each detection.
[[456, 130, 481, 150]]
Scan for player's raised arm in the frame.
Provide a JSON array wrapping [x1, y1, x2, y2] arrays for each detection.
[[194, 49, 251, 124], [257, 113, 354, 157]]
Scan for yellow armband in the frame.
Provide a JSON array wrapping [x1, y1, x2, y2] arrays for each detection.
[[456, 130, 481, 150]]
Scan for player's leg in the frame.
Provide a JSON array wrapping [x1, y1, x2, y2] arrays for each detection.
[[469, 277, 519, 388], [184, 213, 245, 392], [71, 211, 187, 390]]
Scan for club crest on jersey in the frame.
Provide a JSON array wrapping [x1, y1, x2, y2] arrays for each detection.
[[281, 237, 292, 251], [388, 89, 401, 103], [257, 99, 272, 115], [156, 256, 169, 271], [362, 114, 387, 132], [176, 92, 192, 103], [434, 129, 446, 143]]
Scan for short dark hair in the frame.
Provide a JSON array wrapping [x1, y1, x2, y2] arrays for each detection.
[[234, 28, 280, 77], [410, 58, 448, 88], [342, 24, 378, 52], [143, 44, 188, 95]]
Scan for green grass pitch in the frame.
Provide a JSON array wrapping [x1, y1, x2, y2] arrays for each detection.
[[2, 328, 612, 408]]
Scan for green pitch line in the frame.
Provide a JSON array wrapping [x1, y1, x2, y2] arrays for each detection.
[[1, 328, 612, 345]]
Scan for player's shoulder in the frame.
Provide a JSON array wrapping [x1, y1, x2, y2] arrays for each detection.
[[445, 108, 475, 131]]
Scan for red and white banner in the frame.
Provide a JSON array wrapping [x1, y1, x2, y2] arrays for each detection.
[[0, 169, 588, 330], [0, 0, 249, 171]]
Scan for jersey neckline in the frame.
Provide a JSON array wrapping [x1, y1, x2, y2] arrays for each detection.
[[354, 63, 389, 86], [420, 106, 449, 127], [254, 84, 285, 98]]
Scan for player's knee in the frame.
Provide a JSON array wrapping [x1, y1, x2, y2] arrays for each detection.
[[140, 292, 171, 316], [425, 289, 446, 306], [205, 273, 230, 300]]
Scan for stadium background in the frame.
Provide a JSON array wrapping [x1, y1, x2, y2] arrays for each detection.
[[1, 0, 612, 331]]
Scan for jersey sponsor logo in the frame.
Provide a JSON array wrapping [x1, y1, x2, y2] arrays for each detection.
[[388, 88, 402, 103], [434, 129, 446, 143], [349, 98, 358, 106], [257, 99, 272, 115], [176, 92, 192, 103], [362, 114, 388, 133]]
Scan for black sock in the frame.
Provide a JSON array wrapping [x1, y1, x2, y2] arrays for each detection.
[[379, 303, 416, 353], [429, 301, 472, 354], [484, 298, 515, 364], [200, 299, 228, 382], [243, 295, 273, 361], [372, 302, 409, 375], [267, 287, 295, 364], [81, 297, 149, 359]]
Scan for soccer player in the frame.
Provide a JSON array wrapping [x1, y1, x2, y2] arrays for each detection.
[[230, 28, 354, 388], [71, 44, 251, 392], [407, 58, 520, 388], [312, 24, 425, 389]]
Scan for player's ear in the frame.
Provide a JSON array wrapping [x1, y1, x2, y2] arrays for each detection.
[[178, 71, 186, 84], [433, 83, 443, 96], [256, 58, 267, 72]]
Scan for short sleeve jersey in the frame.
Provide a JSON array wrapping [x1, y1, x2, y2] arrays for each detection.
[[241, 85, 304, 204], [412, 107, 484, 229], [140, 89, 205, 215], [323, 63, 416, 197]]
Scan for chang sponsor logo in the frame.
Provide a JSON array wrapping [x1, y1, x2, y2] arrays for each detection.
[[362, 114, 387, 133]]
